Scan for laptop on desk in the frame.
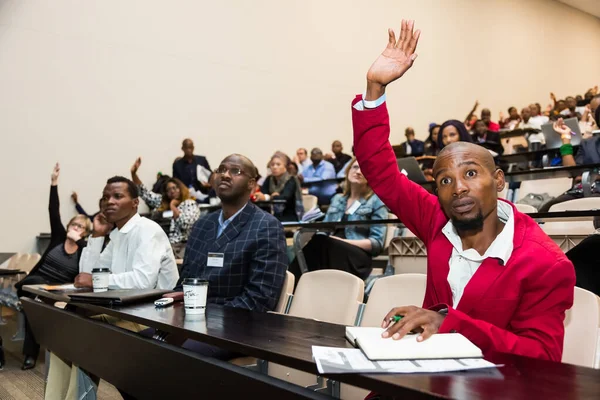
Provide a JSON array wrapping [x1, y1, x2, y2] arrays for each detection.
[[68, 289, 171, 306], [542, 117, 581, 149], [397, 157, 428, 184]]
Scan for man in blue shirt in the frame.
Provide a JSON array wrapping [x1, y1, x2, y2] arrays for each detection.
[[301, 148, 338, 205]]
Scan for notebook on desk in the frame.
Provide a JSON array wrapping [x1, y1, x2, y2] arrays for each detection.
[[68, 289, 171, 306], [346, 327, 483, 361]]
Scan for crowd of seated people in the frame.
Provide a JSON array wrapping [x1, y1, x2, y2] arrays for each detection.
[[10, 19, 600, 400]]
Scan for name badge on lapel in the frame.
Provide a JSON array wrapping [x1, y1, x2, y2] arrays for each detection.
[[207, 253, 225, 268], [346, 201, 361, 215]]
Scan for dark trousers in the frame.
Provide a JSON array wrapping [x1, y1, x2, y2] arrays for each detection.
[[16, 274, 51, 359], [566, 235, 600, 296], [289, 234, 373, 287]]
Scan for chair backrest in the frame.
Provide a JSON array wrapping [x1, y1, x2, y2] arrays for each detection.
[[360, 274, 427, 327], [4, 253, 22, 269], [302, 194, 318, 213], [519, 177, 572, 199], [289, 270, 364, 325], [549, 197, 600, 212], [514, 203, 537, 214], [20, 253, 41, 274], [274, 271, 295, 314], [9, 253, 30, 270], [382, 212, 397, 252], [563, 287, 600, 368], [543, 198, 598, 239]]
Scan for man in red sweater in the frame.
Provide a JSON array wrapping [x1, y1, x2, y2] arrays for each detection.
[[353, 19, 575, 362]]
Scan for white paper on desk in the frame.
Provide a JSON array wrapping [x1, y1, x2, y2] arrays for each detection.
[[312, 346, 499, 374]]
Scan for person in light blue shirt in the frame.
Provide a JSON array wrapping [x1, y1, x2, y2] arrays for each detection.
[[301, 148, 338, 205]]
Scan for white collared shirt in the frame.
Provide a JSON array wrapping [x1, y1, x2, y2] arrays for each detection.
[[80, 213, 179, 290], [442, 201, 515, 308]]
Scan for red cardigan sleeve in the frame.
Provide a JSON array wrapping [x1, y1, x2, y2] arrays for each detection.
[[434, 259, 575, 361], [351, 95, 443, 243]]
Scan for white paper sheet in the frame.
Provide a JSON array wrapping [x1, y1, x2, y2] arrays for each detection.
[[312, 346, 500, 374]]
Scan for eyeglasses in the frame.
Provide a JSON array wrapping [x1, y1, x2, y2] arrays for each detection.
[[215, 166, 247, 177], [69, 222, 85, 230]]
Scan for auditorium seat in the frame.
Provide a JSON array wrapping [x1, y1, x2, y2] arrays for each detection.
[[268, 270, 364, 390], [342, 273, 427, 399], [543, 198, 600, 251], [563, 287, 600, 368]]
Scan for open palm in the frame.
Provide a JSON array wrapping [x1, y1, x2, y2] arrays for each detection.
[[367, 20, 421, 87]]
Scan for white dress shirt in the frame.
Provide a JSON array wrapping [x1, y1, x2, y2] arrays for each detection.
[[442, 201, 514, 308], [80, 213, 179, 290]]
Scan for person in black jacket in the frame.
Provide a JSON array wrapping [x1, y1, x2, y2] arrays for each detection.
[[172, 138, 212, 192], [13, 163, 95, 370], [255, 152, 303, 222]]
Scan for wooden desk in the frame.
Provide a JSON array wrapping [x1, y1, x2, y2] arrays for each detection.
[[504, 163, 600, 183], [22, 292, 600, 400]]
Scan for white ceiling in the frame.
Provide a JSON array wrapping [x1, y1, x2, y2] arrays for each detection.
[[557, 0, 600, 18]]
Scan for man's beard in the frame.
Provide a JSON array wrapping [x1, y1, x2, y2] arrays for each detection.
[[452, 211, 484, 233]]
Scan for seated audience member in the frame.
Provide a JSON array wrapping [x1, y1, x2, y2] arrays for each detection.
[[423, 124, 440, 156], [75, 176, 179, 290], [529, 102, 550, 125], [293, 147, 312, 174], [471, 119, 504, 155], [480, 108, 500, 132], [550, 99, 568, 120], [172, 138, 212, 194], [353, 21, 574, 364], [464, 100, 479, 130], [436, 119, 473, 150], [325, 140, 353, 174], [287, 161, 300, 177], [301, 147, 338, 205], [538, 118, 600, 212], [12, 163, 93, 370], [516, 106, 545, 147], [562, 96, 582, 120], [255, 152, 304, 222], [130, 157, 200, 257], [151, 172, 171, 194], [499, 107, 521, 130], [164, 154, 288, 359], [289, 158, 388, 283], [398, 127, 424, 157]]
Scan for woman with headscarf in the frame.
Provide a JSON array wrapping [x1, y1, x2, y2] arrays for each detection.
[[436, 119, 474, 150]]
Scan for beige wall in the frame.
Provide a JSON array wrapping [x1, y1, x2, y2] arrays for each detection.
[[1, 0, 599, 253]]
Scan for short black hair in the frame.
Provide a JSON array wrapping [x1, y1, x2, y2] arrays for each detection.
[[106, 176, 139, 198]]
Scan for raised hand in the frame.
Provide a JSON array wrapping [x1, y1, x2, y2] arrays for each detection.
[[131, 157, 142, 174], [365, 19, 421, 100], [553, 118, 572, 142], [71, 191, 79, 204], [51, 163, 60, 185]]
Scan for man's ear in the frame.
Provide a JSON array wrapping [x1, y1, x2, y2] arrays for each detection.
[[494, 168, 506, 193], [133, 198, 140, 208]]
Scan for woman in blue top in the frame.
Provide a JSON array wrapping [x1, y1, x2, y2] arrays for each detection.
[[289, 158, 388, 282]]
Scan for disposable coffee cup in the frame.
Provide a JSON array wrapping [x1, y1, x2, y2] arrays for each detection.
[[183, 278, 208, 315], [92, 268, 110, 293]]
